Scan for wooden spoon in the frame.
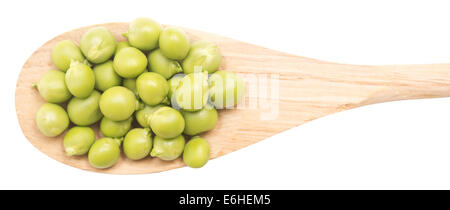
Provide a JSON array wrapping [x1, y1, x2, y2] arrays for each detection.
[[15, 23, 450, 174]]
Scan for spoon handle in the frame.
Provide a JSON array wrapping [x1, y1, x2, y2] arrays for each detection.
[[368, 63, 450, 104]]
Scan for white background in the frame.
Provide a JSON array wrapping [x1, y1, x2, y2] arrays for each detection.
[[2, 0, 450, 189]]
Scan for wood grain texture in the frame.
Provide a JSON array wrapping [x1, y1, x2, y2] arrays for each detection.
[[15, 23, 450, 174]]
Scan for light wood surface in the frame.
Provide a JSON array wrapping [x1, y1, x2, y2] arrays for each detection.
[[15, 23, 450, 174]]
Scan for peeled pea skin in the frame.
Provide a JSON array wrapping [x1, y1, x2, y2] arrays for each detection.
[[159, 27, 190, 60], [150, 135, 185, 161], [123, 128, 152, 160], [149, 107, 185, 139], [63, 126, 95, 156], [183, 136, 210, 168], [136, 72, 169, 105], [65, 62, 95, 98], [67, 90, 103, 126], [34, 70, 72, 103], [174, 71, 209, 111], [182, 40, 222, 74], [99, 86, 137, 121], [182, 106, 218, 136], [135, 104, 166, 128], [127, 17, 162, 51], [51, 40, 85, 72], [35, 103, 69, 137], [100, 116, 133, 138], [93, 60, 122, 91], [209, 70, 245, 109], [80, 27, 116, 64], [148, 49, 183, 79], [115, 41, 131, 55], [88, 138, 121, 169], [113, 47, 147, 78]]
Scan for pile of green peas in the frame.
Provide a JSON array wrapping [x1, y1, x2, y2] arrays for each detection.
[[34, 17, 245, 170]]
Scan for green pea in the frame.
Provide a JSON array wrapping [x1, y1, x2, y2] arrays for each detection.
[[88, 138, 121, 169], [34, 70, 72, 103], [182, 106, 218, 136], [99, 86, 137, 121], [113, 47, 147, 78], [136, 72, 169, 105], [100, 116, 133, 138], [135, 104, 166, 128], [67, 90, 103, 126], [93, 61, 122, 91], [209, 70, 245, 109], [149, 107, 185, 139], [148, 49, 183, 79], [51, 40, 85, 72], [35, 103, 69, 137], [65, 62, 95, 98], [122, 69, 148, 97], [122, 78, 138, 97], [182, 40, 221, 74], [80, 27, 116, 64], [174, 71, 209, 111], [123, 128, 152, 160], [159, 27, 190, 60], [115, 41, 131, 55], [183, 136, 210, 168], [63, 126, 95, 156], [168, 74, 184, 101], [150, 135, 185, 161], [127, 18, 162, 51]]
